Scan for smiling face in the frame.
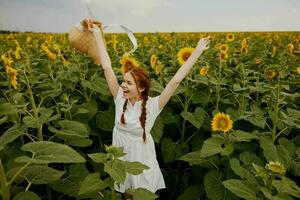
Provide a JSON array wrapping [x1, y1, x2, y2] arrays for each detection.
[[121, 72, 144, 100]]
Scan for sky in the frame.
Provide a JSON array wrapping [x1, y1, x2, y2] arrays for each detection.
[[0, 0, 299, 33]]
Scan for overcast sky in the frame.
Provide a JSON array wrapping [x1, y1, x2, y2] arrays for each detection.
[[0, 0, 299, 33]]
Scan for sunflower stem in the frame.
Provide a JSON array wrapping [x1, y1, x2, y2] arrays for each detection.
[[181, 77, 189, 141], [7, 162, 31, 186], [0, 159, 10, 200], [272, 72, 281, 143], [24, 52, 43, 141], [216, 61, 222, 112]]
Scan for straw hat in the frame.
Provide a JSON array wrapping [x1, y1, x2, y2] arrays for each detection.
[[69, 19, 106, 65]]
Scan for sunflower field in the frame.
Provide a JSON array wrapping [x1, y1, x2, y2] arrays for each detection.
[[0, 31, 300, 200]]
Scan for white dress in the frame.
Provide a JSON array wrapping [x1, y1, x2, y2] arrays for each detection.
[[112, 86, 166, 193]]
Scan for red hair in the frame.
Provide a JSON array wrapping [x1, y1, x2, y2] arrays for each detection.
[[120, 66, 150, 143]]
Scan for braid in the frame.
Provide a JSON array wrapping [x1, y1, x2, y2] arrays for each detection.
[[121, 99, 128, 124], [140, 94, 148, 143]]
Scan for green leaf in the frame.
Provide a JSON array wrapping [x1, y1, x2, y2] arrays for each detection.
[[274, 193, 294, 200], [204, 170, 234, 200], [7, 165, 65, 184], [126, 187, 159, 200], [161, 137, 188, 162], [179, 150, 208, 165], [272, 177, 300, 198], [39, 108, 54, 123], [242, 104, 266, 129], [50, 164, 89, 198], [178, 185, 203, 200], [104, 160, 126, 184], [95, 108, 115, 131], [15, 141, 85, 164], [259, 136, 290, 167], [78, 173, 107, 195], [66, 138, 93, 147], [278, 137, 296, 158], [88, 153, 108, 163], [151, 115, 164, 143], [280, 108, 300, 129], [151, 80, 164, 93], [56, 120, 90, 140], [82, 78, 110, 96], [200, 137, 224, 158], [72, 99, 98, 123], [12, 191, 41, 200], [0, 124, 23, 151], [222, 179, 257, 200], [105, 145, 126, 158], [23, 108, 55, 128], [229, 130, 258, 142], [239, 151, 263, 166], [180, 107, 206, 129], [23, 116, 40, 128], [0, 102, 18, 115], [220, 144, 233, 156], [124, 161, 149, 175], [229, 158, 257, 183]]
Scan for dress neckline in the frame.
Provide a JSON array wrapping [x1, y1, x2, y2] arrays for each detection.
[[128, 100, 142, 107]]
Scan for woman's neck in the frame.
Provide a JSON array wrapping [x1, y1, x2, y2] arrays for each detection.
[[129, 96, 141, 106]]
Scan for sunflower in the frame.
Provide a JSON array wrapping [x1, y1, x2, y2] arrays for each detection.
[[41, 43, 57, 60], [1, 53, 13, 67], [6, 66, 18, 89], [219, 51, 228, 62], [155, 63, 161, 75], [62, 55, 70, 66], [211, 112, 233, 133], [120, 55, 139, 75], [241, 46, 248, 54], [226, 33, 235, 42], [266, 68, 276, 80], [254, 57, 262, 65], [287, 43, 294, 56], [266, 161, 286, 175], [15, 47, 21, 59], [200, 66, 209, 76], [273, 34, 280, 41], [150, 54, 158, 70], [241, 38, 248, 47], [177, 47, 194, 65], [272, 46, 277, 57], [219, 44, 229, 52], [26, 36, 32, 44]]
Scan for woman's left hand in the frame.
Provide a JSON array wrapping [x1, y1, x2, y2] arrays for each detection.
[[87, 19, 101, 34]]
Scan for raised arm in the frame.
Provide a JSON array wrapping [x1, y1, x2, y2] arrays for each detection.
[[158, 37, 210, 110], [89, 20, 119, 99]]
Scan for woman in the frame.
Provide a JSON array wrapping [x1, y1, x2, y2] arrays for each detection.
[[87, 19, 210, 198]]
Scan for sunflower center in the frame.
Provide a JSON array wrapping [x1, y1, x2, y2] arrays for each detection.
[[269, 164, 281, 172], [221, 53, 226, 59], [182, 53, 191, 61], [125, 61, 134, 68], [217, 118, 228, 130]]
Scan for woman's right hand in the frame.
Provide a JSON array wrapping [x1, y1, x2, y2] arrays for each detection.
[[196, 36, 210, 52]]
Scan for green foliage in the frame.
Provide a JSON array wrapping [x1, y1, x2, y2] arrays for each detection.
[[0, 31, 299, 200]]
